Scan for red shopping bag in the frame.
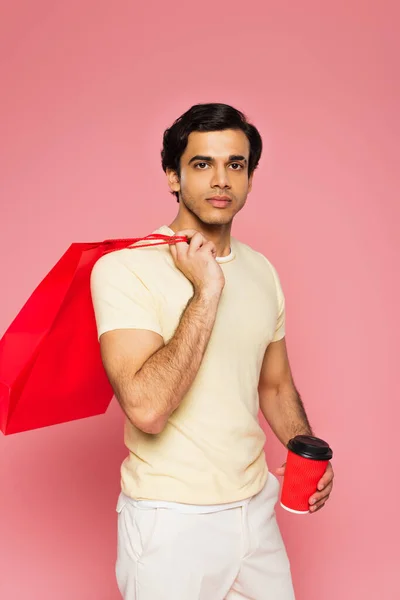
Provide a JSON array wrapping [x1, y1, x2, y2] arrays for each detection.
[[0, 233, 186, 435]]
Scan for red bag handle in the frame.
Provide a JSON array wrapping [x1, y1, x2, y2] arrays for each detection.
[[102, 233, 188, 255]]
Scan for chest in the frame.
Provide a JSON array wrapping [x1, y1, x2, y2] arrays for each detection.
[[152, 261, 279, 354]]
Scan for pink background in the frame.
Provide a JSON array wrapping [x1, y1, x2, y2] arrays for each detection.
[[0, 1, 399, 598]]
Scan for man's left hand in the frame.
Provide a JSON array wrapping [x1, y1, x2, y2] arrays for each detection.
[[275, 461, 334, 513]]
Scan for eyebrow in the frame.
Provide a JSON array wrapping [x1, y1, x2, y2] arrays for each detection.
[[188, 154, 248, 165]]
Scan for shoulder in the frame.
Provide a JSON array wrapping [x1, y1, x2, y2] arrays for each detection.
[[91, 244, 169, 280], [232, 236, 281, 280]]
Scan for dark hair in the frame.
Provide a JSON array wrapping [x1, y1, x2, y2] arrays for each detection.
[[161, 103, 263, 202]]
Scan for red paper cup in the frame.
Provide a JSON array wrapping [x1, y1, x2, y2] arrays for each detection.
[[280, 435, 333, 514]]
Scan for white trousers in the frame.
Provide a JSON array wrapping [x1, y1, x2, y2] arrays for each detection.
[[115, 473, 296, 599]]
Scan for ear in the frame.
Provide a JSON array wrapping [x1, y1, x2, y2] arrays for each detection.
[[248, 172, 254, 193], [166, 168, 181, 193]]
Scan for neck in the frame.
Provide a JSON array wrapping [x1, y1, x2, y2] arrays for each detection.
[[168, 214, 232, 258]]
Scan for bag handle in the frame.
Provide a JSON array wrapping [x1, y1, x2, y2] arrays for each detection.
[[102, 233, 188, 255]]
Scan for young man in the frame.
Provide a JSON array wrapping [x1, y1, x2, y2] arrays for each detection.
[[90, 103, 334, 599]]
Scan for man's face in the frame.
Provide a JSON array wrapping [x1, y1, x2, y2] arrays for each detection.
[[167, 129, 253, 226]]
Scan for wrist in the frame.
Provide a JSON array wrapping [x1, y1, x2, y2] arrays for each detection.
[[193, 286, 223, 304]]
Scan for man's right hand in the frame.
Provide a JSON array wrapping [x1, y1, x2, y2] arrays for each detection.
[[169, 229, 225, 296]]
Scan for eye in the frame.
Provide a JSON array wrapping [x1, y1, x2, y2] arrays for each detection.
[[195, 162, 209, 169], [230, 163, 244, 170]]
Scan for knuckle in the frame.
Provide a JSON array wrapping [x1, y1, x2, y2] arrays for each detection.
[[189, 233, 203, 246]]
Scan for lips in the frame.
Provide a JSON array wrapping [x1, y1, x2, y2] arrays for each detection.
[[207, 196, 232, 208]]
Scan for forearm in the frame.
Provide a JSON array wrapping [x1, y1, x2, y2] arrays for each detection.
[[259, 382, 313, 447], [128, 289, 221, 432]]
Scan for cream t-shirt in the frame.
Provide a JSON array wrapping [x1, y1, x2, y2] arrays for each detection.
[[90, 225, 286, 505]]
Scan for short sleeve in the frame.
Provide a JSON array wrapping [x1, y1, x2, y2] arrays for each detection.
[[90, 252, 162, 340], [270, 264, 286, 342]]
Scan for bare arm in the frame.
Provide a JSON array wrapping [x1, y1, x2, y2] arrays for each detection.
[[98, 229, 225, 435], [258, 337, 313, 446], [100, 288, 221, 434]]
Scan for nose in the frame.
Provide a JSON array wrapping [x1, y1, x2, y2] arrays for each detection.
[[210, 164, 231, 190]]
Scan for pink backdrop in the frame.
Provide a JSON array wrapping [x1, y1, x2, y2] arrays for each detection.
[[0, 1, 399, 599]]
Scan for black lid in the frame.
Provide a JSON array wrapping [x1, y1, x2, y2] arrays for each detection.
[[287, 435, 333, 461]]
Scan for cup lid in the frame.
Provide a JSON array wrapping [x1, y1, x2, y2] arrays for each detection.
[[287, 435, 333, 461]]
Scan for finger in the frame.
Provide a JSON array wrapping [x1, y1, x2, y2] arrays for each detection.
[[317, 468, 334, 491], [199, 240, 217, 258], [188, 232, 208, 255], [172, 231, 196, 261], [310, 500, 327, 513], [311, 480, 333, 500], [171, 229, 195, 258], [309, 484, 332, 506], [310, 498, 328, 513], [169, 243, 177, 262], [175, 229, 199, 243]]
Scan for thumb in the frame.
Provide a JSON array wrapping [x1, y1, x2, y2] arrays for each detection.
[[275, 463, 286, 476]]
